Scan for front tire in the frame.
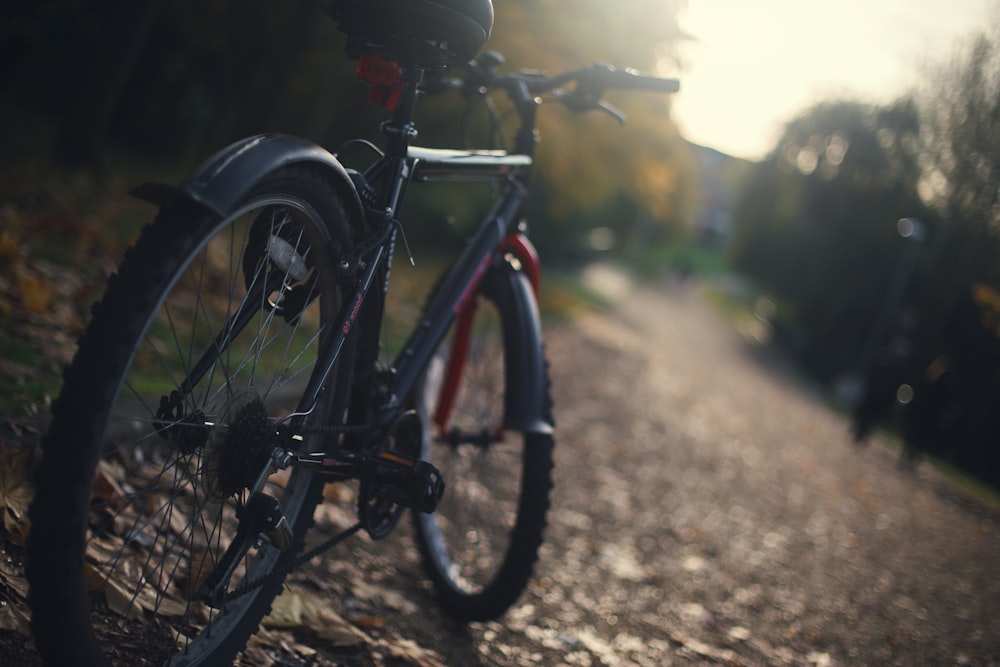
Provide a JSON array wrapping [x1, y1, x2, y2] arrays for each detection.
[[28, 167, 357, 666], [413, 264, 554, 622]]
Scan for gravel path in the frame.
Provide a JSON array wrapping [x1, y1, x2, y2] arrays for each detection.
[[552, 283, 1000, 665], [358, 281, 1000, 666], [5, 280, 999, 666]]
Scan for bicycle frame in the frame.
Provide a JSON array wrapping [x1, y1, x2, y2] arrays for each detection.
[[317, 148, 544, 442], [135, 62, 551, 462], [287, 60, 553, 449]]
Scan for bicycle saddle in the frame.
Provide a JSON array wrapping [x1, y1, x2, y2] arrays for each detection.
[[325, 0, 493, 64]]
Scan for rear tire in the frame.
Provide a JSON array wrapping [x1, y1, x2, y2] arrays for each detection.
[[28, 167, 357, 666]]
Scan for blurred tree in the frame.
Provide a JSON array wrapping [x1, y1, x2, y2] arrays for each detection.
[[729, 20, 1000, 485], [910, 22, 1000, 483], [729, 99, 936, 381], [486, 0, 696, 260], [53, 0, 166, 165], [1, 0, 694, 263]]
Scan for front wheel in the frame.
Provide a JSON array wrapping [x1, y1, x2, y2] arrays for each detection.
[[413, 264, 554, 622], [28, 166, 357, 666]]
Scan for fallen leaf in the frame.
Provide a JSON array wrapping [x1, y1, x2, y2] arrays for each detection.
[[351, 615, 386, 630], [92, 459, 127, 505], [0, 599, 31, 635], [0, 442, 34, 545], [0, 558, 29, 600], [264, 587, 306, 628], [14, 269, 53, 314], [237, 645, 276, 667], [102, 575, 145, 619], [380, 637, 447, 667], [93, 558, 189, 619], [263, 586, 368, 648], [350, 579, 418, 614], [323, 482, 354, 502]]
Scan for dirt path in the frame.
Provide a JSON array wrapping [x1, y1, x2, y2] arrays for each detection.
[[357, 282, 1000, 666], [5, 281, 999, 666]]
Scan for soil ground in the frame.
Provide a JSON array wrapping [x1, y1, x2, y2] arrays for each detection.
[[4, 279, 999, 666]]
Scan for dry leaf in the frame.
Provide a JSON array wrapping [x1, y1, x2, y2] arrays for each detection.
[[0, 599, 31, 635], [0, 443, 34, 546], [237, 645, 276, 667], [0, 558, 29, 600], [102, 575, 145, 619], [263, 586, 368, 648], [350, 579, 418, 614], [265, 468, 291, 490], [322, 482, 354, 502], [264, 587, 306, 628], [351, 615, 386, 630], [92, 556, 189, 619], [14, 269, 53, 314], [381, 637, 447, 667], [92, 459, 127, 505], [143, 492, 190, 537]]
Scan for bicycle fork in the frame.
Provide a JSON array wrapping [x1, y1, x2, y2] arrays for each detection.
[[432, 230, 541, 435]]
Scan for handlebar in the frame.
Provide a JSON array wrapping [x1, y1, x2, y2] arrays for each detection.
[[417, 50, 679, 151], [534, 63, 680, 95], [589, 65, 681, 94], [423, 51, 679, 118]]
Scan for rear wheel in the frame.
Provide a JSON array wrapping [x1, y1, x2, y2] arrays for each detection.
[[413, 265, 554, 621], [28, 167, 357, 666]]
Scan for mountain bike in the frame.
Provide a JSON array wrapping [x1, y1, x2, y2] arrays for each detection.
[[26, 1, 679, 664]]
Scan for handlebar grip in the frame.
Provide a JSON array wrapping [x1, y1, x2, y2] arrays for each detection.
[[598, 67, 680, 93]]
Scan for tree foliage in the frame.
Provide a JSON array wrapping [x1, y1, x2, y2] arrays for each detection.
[[1, 0, 694, 261], [729, 99, 935, 381], [730, 24, 1000, 485]]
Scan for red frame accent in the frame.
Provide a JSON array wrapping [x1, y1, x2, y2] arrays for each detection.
[[433, 232, 541, 435]]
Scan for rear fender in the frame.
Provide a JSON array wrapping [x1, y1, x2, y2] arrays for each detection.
[[132, 133, 366, 227]]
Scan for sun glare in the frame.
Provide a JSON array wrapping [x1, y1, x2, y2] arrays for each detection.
[[671, 0, 990, 160]]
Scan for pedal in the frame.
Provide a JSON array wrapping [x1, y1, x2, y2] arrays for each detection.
[[371, 450, 444, 514]]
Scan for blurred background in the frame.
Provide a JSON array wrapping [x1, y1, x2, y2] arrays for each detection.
[[1, 0, 999, 488]]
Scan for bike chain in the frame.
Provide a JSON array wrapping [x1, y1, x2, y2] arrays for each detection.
[[220, 417, 394, 603], [222, 520, 364, 604]]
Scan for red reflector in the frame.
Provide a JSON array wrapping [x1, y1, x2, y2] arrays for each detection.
[[357, 54, 401, 87]]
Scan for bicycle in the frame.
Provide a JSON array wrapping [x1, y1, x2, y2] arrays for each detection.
[[26, 1, 679, 664]]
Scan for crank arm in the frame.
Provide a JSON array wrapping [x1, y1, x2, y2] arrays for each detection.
[[289, 449, 443, 513]]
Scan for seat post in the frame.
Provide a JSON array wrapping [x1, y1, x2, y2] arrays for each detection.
[[381, 63, 423, 157]]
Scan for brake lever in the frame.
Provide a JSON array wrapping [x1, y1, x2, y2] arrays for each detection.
[[597, 100, 626, 125], [555, 90, 628, 124]]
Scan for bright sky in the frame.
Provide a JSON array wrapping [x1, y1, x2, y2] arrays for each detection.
[[671, 0, 994, 161]]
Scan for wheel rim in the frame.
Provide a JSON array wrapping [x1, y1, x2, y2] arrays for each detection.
[[77, 196, 339, 664]]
